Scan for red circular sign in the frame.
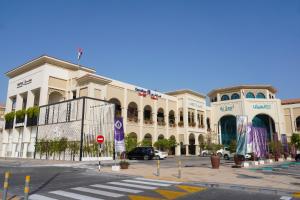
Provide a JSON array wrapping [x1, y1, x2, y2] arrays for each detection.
[[96, 135, 104, 144]]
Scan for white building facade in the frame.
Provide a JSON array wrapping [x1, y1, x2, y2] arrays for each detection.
[[1, 55, 299, 159]]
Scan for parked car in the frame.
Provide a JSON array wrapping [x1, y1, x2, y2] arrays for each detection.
[[200, 150, 212, 157], [127, 147, 155, 160], [154, 150, 168, 160], [216, 147, 230, 157]]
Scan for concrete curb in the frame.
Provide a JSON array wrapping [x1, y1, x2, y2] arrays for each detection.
[[190, 181, 299, 197]]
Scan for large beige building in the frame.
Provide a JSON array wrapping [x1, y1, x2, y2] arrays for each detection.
[[1, 55, 299, 159]]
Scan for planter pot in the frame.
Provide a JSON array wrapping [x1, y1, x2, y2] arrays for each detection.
[[120, 163, 129, 169], [211, 155, 220, 169], [274, 154, 279, 162], [234, 154, 245, 166]]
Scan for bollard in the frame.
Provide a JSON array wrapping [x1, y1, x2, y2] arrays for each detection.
[[178, 159, 181, 179], [98, 161, 101, 172], [2, 171, 10, 200], [157, 159, 160, 176], [24, 176, 30, 200]]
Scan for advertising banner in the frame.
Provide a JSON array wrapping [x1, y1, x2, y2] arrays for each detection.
[[114, 117, 125, 153], [236, 115, 248, 155]]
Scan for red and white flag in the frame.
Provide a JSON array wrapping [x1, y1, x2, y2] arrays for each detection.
[[77, 48, 83, 60]]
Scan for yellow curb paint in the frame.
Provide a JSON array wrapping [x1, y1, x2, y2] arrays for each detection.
[[292, 192, 300, 198], [176, 185, 207, 193], [128, 195, 163, 200], [155, 189, 187, 200]]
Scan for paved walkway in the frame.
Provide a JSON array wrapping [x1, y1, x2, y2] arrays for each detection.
[[101, 160, 300, 192]]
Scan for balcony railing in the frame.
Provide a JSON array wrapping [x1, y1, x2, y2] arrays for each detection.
[[189, 122, 196, 127], [144, 119, 153, 125], [169, 123, 176, 128], [157, 121, 166, 126], [178, 121, 184, 127], [127, 117, 139, 123]]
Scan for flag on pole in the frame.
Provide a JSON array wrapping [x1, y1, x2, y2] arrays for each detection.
[[77, 48, 83, 60]]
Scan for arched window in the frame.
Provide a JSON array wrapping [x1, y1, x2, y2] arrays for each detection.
[[246, 92, 255, 99], [169, 110, 175, 126], [158, 134, 164, 140], [127, 102, 138, 122], [206, 118, 211, 131], [221, 95, 230, 101], [231, 93, 240, 100], [157, 108, 165, 125], [256, 92, 266, 99], [296, 116, 300, 131], [109, 98, 122, 117], [143, 105, 152, 124]]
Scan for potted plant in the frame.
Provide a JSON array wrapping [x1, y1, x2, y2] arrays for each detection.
[[4, 111, 15, 129], [178, 121, 184, 127], [15, 109, 26, 124], [119, 160, 129, 169], [26, 106, 39, 126], [210, 144, 220, 169], [228, 140, 243, 167]]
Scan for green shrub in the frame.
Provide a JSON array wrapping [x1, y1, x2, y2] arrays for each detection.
[[4, 111, 15, 122], [15, 109, 26, 120], [26, 106, 40, 118], [291, 133, 300, 150]]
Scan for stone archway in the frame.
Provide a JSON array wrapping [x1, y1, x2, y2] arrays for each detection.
[[48, 91, 65, 104], [219, 115, 237, 146], [188, 133, 195, 155], [169, 135, 176, 155], [252, 114, 276, 142]]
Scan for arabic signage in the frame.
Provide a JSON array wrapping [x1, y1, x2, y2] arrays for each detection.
[[135, 88, 161, 100], [17, 79, 32, 88], [220, 104, 234, 112], [252, 104, 271, 110], [188, 99, 204, 109]]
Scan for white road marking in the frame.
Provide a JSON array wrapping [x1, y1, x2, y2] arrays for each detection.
[[134, 177, 182, 184], [90, 184, 143, 194], [108, 182, 157, 190], [50, 190, 103, 200], [122, 179, 171, 186], [280, 196, 292, 200], [71, 187, 123, 198], [29, 194, 58, 200]]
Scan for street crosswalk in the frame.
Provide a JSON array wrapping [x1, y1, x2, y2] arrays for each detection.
[[29, 177, 183, 200]]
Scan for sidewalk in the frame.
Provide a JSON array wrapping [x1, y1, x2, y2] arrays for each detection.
[[100, 160, 300, 192]]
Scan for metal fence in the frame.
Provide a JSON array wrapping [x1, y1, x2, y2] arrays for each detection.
[[35, 97, 115, 161]]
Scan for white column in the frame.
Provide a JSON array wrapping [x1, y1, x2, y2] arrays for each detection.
[[139, 96, 143, 142], [123, 88, 128, 134], [1, 144, 6, 157], [290, 108, 296, 132], [22, 143, 28, 158], [183, 98, 188, 129], [11, 143, 16, 157], [153, 101, 157, 141], [175, 145, 181, 156], [185, 145, 189, 156], [39, 87, 48, 106]]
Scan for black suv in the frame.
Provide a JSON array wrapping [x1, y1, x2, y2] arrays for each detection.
[[127, 147, 155, 160]]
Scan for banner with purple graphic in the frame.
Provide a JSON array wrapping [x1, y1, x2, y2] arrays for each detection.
[[281, 134, 288, 153], [114, 117, 125, 153], [236, 116, 248, 155], [247, 126, 268, 158]]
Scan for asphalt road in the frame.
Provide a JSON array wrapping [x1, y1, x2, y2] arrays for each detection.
[[0, 158, 298, 200]]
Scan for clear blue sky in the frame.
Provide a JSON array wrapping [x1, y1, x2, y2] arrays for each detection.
[[0, 0, 299, 103]]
